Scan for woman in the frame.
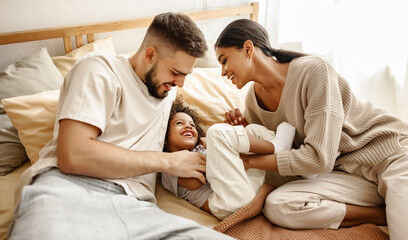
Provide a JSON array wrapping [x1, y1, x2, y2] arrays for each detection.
[[215, 19, 408, 240]]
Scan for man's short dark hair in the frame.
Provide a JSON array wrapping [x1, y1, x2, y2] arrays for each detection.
[[147, 12, 207, 57]]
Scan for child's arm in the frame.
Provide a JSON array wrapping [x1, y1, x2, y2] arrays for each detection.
[[178, 177, 205, 191], [247, 134, 276, 154], [178, 178, 212, 213]]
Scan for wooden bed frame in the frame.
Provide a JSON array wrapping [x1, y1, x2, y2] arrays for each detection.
[[0, 3, 259, 54]]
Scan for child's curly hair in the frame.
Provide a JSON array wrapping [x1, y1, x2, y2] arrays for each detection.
[[164, 97, 205, 151]]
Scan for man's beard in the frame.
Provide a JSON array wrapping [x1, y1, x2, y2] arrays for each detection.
[[144, 63, 168, 99]]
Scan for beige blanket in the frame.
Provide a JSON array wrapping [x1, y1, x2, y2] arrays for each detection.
[[214, 184, 389, 240]]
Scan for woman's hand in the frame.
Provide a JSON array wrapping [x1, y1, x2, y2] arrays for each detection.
[[224, 108, 248, 127], [240, 153, 252, 170]]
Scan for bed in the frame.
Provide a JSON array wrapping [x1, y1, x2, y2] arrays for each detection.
[[0, 2, 389, 239]]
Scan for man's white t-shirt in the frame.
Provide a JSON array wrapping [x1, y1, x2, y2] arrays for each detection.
[[15, 52, 176, 204]]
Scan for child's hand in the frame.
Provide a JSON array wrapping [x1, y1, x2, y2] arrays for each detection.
[[224, 108, 248, 127]]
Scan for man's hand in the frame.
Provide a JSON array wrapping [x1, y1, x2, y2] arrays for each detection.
[[166, 150, 207, 184], [224, 108, 248, 127]]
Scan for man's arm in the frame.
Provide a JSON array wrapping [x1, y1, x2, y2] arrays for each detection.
[[57, 119, 206, 183]]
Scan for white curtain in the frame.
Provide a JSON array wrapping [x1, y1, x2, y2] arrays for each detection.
[[263, 0, 408, 122]]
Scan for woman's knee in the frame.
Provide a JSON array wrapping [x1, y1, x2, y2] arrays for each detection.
[[262, 190, 294, 228], [263, 190, 314, 229]]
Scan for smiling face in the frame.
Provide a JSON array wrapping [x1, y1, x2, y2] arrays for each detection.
[[145, 50, 197, 99], [165, 112, 199, 152], [215, 46, 252, 89]]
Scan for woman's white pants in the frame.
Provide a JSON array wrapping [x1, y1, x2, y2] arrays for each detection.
[[263, 136, 408, 240]]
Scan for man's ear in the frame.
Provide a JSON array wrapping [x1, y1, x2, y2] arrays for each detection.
[[144, 47, 157, 64]]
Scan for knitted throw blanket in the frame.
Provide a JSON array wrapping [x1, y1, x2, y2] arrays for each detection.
[[213, 184, 389, 240]]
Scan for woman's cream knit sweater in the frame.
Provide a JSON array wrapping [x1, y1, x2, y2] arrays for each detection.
[[244, 56, 408, 176]]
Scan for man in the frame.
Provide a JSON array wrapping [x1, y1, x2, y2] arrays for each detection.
[[9, 13, 233, 239]]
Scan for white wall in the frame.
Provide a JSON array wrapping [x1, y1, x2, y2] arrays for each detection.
[[0, 0, 262, 70]]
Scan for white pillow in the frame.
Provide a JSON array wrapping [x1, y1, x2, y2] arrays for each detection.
[[360, 66, 403, 117]]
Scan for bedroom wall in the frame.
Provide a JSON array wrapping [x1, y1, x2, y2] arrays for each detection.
[[0, 0, 267, 70]]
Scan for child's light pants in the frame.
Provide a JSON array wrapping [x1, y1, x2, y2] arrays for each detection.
[[206, 123, 275, 220]]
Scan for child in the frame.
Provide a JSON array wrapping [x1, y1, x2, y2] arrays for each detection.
[[161, 100, 296, 219]]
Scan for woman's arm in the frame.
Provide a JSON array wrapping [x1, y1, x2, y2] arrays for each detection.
[[247, 134, 275, 154], [276, 58, 344, 176], [241, 153, 278, 172]]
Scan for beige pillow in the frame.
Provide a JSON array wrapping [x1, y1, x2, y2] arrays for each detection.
[[2, 90, 59, 164], [178, 67, 249, 133], [52, 36, 116, 78]]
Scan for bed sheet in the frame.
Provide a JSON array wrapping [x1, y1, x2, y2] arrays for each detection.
[[0, 161, 30, 240]]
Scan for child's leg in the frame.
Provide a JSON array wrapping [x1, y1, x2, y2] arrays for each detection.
[[206, 123, 257, 220], [245, 123, 296, 153], [269, 122, 296, 153]]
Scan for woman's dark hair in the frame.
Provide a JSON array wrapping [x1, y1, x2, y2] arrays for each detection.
[[164, 97, 205, 151], [215, 19, 306, 63]]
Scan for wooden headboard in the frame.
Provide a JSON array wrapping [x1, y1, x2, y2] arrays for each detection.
[[0, 3, 259, 54]]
